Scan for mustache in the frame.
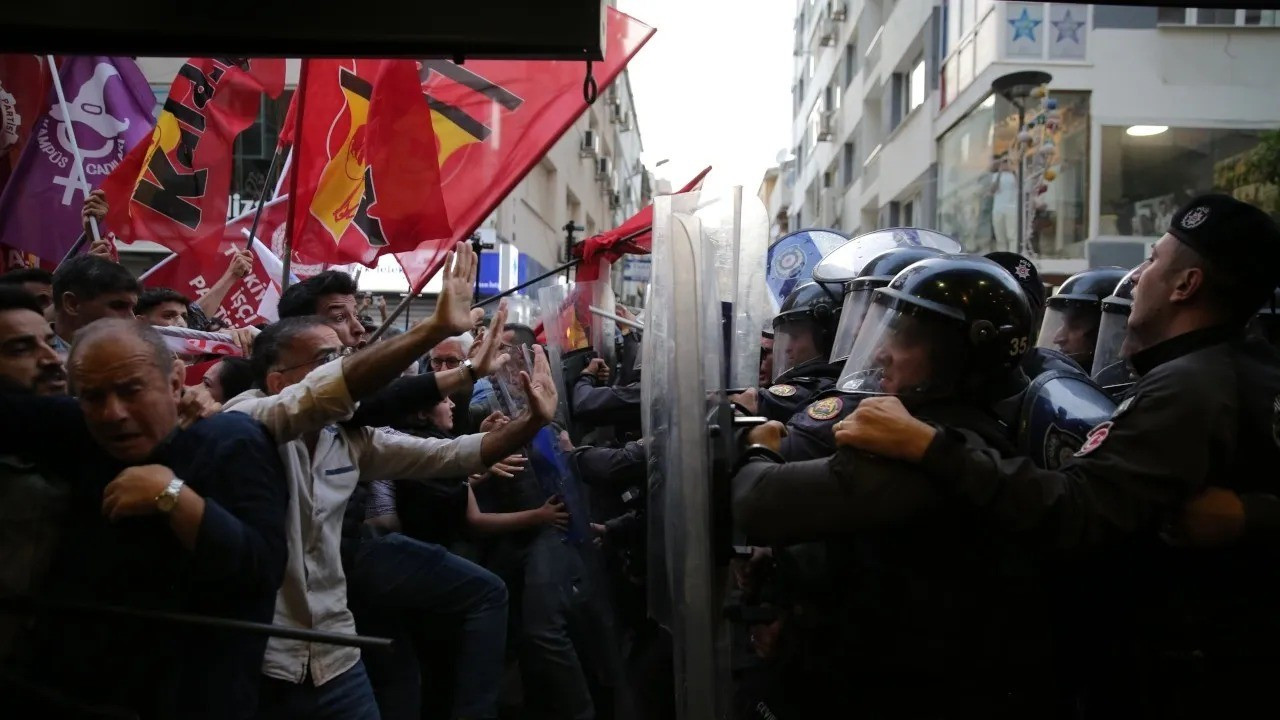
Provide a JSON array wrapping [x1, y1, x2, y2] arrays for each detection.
[[36, 365, 67, 385]]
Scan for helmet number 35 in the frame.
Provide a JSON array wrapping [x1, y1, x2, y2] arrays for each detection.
[[1009, 336, 1029, 356]]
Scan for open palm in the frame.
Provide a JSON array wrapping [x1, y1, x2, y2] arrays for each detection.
[[522, 344, 560, 423], [431, 242, 479, 335]]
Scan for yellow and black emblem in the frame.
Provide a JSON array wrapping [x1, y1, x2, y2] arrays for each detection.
[[768, 384, 797, 397], [806, 397, 843, 421]]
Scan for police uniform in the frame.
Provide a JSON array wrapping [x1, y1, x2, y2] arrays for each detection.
[[755, 359, 841, 423], [908, 195, 1280, 715], [572, 374, 641, 427]]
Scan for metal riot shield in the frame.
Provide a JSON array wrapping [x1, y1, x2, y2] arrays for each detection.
[[695, 186, 772, 391], [644, 189, 730, 720], [502, 294, 540, 328], [1015, 370, 1117, 470], [811, 227, 963, 287], [766, 228, 850, 313]]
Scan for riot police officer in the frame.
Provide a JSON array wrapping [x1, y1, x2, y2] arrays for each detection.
[[732, 254, 1065, 715], [1036, 266, 1129, 372], [836, 194, 1280, 717], [986, 250, 1095, 378], [1088, 266, 1140, 397], [738, 282, 842, 421]]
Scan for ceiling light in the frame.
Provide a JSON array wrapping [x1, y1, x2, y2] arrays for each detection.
[[1126, 125, 1168, 137]]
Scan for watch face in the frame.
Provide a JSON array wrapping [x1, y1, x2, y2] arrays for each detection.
[[157, 493, 178, 513]]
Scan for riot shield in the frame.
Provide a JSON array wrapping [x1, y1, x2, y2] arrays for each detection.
[[502, 294, 540, 328], [1015, 370, 1117, 470], [537, 276, 619, 433], [695, 186, 772, 391], [644, 189, 729, 720], [766, 228, 850, 312]]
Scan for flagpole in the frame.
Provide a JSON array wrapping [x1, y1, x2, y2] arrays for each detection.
[[244, 145, 285, 251], [281, 62, 309, 294], [46, 55, 101, 245]]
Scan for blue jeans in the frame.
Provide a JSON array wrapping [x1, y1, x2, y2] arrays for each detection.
[[255, 660, 380, 720], [348, 532, 508, 720]]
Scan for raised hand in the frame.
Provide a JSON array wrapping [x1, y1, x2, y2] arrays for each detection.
[[470, 301, 511, 377], [521, 344, 560, 423], [82, 188, 108, 237], [227, 249, 253, 279], [430, 242, 481, 336]]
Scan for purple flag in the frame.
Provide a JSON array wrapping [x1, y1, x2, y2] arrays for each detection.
[[0, 56, 155, 261]]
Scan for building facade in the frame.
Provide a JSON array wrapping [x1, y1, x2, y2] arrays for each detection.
[[123, 57, 647, 308], [779, 0, 1280, 277]]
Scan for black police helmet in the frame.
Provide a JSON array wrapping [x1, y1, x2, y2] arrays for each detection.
[[1047, 267, 1129, 311], [876, 254, 1034, 376], [1099, 266, 1140, 317], [771, 281, 841, 354], [845, 246, 948, 294]]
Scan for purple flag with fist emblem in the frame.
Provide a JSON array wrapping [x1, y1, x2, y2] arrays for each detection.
[[0, 56, 155, 260]]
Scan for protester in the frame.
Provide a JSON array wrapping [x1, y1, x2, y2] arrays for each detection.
[[49, 254, 139, 357], [201, 356, 255, 404], [0, 268, 54, 316], [136, 287, 194, 327], [0, 319, 288, 720]]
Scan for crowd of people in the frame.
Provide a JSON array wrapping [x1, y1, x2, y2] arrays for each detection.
[[1, 189, 1279, 720]]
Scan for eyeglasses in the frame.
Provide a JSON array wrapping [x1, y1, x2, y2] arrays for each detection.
[[274, 348, 348, 375], [429, 356, 464, 369]]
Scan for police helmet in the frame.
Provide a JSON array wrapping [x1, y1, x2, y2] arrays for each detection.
[[828, 246, 947, 365], [1036, 267, 1129, 368], [770, 281, 841, 381], [1089, 266, 1140, 383], [838, 255, 1032, 399], [986, 251, 1046, 335]]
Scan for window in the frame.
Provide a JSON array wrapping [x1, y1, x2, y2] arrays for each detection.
[[937, 91, 1091, 259], [938, 0, 997, 108], [908, 56, 926, 112], [1099, 126, 1278, 237], [1158, 8, 1280, 26], [844, 43, 858, 85], [842, 142, 857, 187], [823, 168, 836, 189], [902, 199, 915, 226]]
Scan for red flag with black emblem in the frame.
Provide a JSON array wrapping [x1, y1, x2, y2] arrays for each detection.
[[0, 54, 55, 194], [100, 57, 285, 254], [286, 59, 450, 269], [392, 7, 655, 293]]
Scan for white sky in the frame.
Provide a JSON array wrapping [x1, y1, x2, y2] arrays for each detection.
[[617, 0, 795, 194]]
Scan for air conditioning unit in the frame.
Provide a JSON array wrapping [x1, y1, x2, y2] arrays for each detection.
[[596, 156, 612, 180], [829, 1, 847, 22], [819, 17, 837, 46], [818, 110, 836, 141], [580, 130, 599, 158]]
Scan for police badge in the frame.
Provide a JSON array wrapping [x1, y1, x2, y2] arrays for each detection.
[[806, 397, 843, 420]]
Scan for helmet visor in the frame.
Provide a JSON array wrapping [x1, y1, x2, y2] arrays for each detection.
[[1036, 302, 1102, 366], [828, 287, 877, 364], [771, 317, 822, 381], [837, 297, 964, 399], [1089, 305, 1130, 378]]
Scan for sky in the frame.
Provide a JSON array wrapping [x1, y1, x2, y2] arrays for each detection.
[[617, 0, 795, 195]]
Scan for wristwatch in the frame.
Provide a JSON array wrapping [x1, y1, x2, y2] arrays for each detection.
[[155, 477, 185, 514], [461, 358, 480, 382]]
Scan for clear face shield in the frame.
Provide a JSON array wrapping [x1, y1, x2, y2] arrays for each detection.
[[1036, 299, 1102, 366], [828, 283, 879, 364], [1089, 301, 1131, 378], [771, 317, 822, 381], [837, 297, 964, 399]]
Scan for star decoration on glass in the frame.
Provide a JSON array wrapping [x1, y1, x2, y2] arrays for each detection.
[[1008, 7, 1042, 43], [1053, 9, 1085, 44]]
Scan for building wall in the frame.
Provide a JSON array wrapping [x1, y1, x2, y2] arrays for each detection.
[[777, 0, 1280, 276]]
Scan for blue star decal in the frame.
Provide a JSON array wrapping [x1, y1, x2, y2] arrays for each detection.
[[1053, 9, 1085, 44], [1008, 7, 1042, 43]]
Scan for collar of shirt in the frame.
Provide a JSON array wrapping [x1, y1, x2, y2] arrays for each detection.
[[1129, 324, 1244, 377]]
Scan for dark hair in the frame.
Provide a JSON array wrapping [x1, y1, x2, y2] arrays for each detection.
[[0, 267, 53, 287], [70, 318, 174, 378], [277, 270, 358, 319], [51, 254, 139, 311], [250, 316, 329, 388], [215, 356, 256, 401], [0, 284, 46, 315], [135, 287, 191, 316]]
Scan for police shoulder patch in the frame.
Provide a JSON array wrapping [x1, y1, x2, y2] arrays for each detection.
[[1073, 421, 1113, 457], [768, 384, 798, 397], [806, 397, 843, 421]]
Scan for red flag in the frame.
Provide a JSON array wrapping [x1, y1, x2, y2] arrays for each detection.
[[573, 167, 712, 282], [141, 234, 288, 327], [100, 57, 285, 254], [0, 54, 54, 194], [287, 59, 450, 269], [393, 7, 655, 293]]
